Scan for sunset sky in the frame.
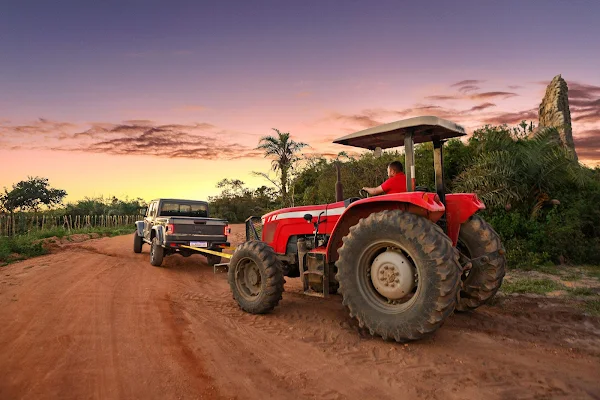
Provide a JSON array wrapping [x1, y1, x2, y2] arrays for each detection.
[[1, 0, 599, 203]]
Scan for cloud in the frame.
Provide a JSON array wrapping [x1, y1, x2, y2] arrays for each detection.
[[508, 85, 523, 89], [470, 91, 518, 100], [424, 95, 459, 101], [0, 119, 259, 160], [330, 111, 382, 128], [457, 85, 480, 94], [572, 109, 600, 123], [569, 82, 600, 100], [451, 80, 484, 94], [451, 80, 483, 87], [0, 118, 77, 137], [468, 102, 496, 112], [568, 82, 600, 124], [574, 129, 600, 160], [483, 109, 537, 125]]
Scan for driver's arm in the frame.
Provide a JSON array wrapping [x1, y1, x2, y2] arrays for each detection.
[[363, 185, 385, 196]]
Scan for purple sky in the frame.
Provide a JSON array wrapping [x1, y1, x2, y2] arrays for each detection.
[[1, 0, 599, 201]]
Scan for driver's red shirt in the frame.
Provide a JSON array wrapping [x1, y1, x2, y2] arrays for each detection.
[[381, 173, 407, 194]]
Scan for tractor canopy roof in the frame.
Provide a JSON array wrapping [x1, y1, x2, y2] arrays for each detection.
[[333, 116, 466, 150]]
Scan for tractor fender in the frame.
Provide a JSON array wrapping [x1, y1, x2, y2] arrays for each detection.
[[135, 221, 145, 237], [151, 225, 165, 245], [325, 192, 445, 263], [445, 193, 486, 245]]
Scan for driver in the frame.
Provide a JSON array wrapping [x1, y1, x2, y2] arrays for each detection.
[[362, 161, 407, 196]]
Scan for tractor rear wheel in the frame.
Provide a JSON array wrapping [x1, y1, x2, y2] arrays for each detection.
[[228, 241, 285, 314], [336, 210, 461, 342], [456, 215, 506, 311]]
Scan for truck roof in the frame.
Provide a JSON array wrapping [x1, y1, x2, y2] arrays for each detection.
[[150, 198, 208, 203], [333, 116, 466, 150]]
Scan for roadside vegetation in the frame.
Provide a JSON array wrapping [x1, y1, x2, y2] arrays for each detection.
[[0, 178, 143, 264], [0, 226, 134, 265]]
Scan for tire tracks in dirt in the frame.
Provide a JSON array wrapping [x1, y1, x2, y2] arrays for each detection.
[[0, 229, 599, 400]]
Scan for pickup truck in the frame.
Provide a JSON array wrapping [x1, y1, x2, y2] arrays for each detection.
[[133, 198, 230, 267]]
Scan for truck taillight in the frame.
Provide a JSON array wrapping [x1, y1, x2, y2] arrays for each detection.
[[166, 223, 175, 234], [224, 225, 231, 236]]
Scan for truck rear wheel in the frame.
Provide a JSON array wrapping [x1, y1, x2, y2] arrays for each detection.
[[336, 210, 460, 342], [133, 233, 143, 253], [150, 236, 164, 267], [228, 241, 284, 314], [456, 215, 506, 311]]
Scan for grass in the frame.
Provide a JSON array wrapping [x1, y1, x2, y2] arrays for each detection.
[[583, 299, 600, 316], [0, 226, 134, 265], [501, 278, 565, 295], [582, 266, 600, 280], [562, 272, 583, 281], [567, 287, 596, 297], [516, 263, 562, 276]]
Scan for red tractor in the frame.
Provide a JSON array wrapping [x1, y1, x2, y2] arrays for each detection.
[[228, 116, 506, 341]]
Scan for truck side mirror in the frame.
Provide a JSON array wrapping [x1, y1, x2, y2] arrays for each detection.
[[303, 214, 313, 223]]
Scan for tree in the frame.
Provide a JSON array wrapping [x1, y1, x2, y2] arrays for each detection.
[[256, 129, 307, 206], [453, 126, 582, 217], [2, 177, 67, 213]]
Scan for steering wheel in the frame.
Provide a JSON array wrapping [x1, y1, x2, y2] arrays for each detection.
[[359, 189, 369, 198]]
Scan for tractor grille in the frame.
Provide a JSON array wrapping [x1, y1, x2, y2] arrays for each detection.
[[245, 216, 263, 241]]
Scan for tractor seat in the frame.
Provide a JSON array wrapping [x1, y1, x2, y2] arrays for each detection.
[[344, 197, 361, 207]]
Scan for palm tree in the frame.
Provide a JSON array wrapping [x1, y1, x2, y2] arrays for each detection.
[[256, 129, 308, 205]]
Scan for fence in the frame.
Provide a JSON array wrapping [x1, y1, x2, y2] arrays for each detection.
[[0, 214, 143, 237]]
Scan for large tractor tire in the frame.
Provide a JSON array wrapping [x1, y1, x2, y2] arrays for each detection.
[[336, 210, 461, 342], [228, 241, 285, 314], [456, 215, 506, 312], [133, 233, 143, 253], [150, 237, 165, 267]]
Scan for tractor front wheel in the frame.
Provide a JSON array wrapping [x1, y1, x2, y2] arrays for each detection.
[[456, 215, 506, 311], [228, 241, 285, 314], [336, 210, 461, 342]]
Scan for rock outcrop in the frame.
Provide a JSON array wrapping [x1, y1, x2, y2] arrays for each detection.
[[538, 75, 577, 160]]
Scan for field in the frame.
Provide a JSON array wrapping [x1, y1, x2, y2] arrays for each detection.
[[0, 225, 599, 399]]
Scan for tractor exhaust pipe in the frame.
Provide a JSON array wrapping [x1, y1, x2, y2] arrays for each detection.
[[335, 162, 344, 202]]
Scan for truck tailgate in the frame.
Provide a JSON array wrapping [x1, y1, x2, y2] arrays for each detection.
[[169, 218, 225, 236]]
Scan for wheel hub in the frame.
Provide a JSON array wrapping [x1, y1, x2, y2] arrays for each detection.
[[370, 251, 416, 300], [247, 269, 259, 286], [240, 262, 261, 296]]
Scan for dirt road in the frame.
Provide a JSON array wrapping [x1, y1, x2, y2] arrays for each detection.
[[1, 226, 599, 400]]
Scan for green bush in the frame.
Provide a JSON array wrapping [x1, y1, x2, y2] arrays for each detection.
[[0, 236, 46, 265]]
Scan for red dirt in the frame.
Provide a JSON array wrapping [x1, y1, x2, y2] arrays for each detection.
[[0, 224, 599, 399]]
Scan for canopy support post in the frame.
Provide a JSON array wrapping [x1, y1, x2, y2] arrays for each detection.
[[433, 137, 446, 205], [404, 130, 415, 191]]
